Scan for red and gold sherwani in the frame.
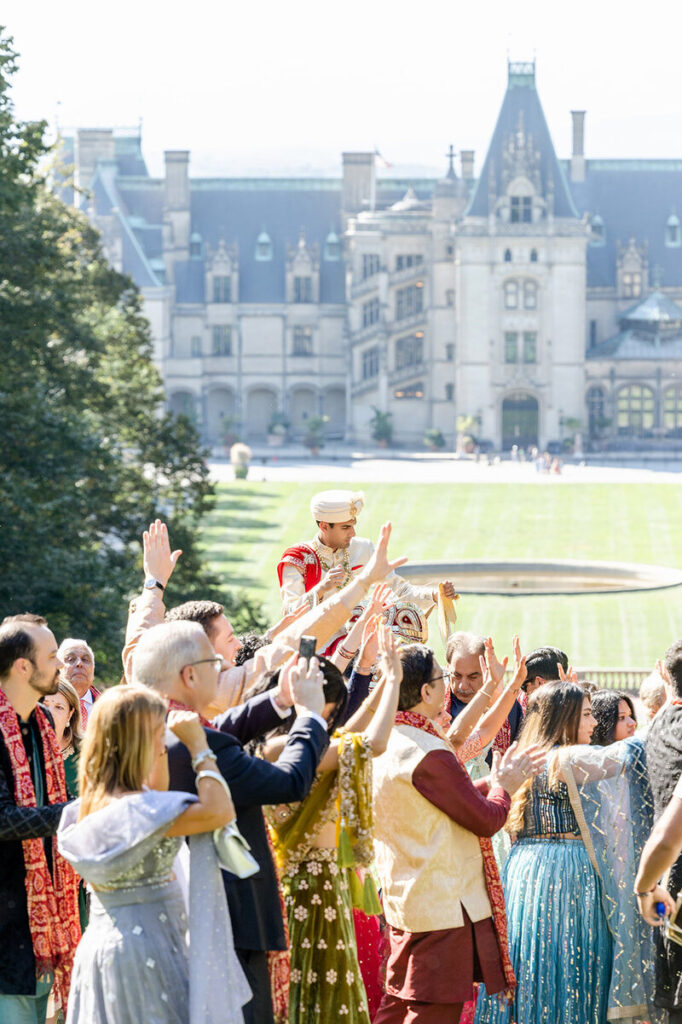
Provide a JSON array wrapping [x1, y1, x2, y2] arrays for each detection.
[[372, 714, 513, 1024]]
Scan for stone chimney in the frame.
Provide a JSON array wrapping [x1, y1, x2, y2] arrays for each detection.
[[163, 150, 191, 272], [75, 128, 115, 205], [570, 111, 586, 183], [342, 153, 376, 220], [460, 150, 475, 181]]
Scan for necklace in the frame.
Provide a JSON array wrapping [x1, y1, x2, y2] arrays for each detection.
[[314, 540, 353, 590]]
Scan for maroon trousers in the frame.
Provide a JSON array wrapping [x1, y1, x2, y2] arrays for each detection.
[[374, 995, 463, 1023]]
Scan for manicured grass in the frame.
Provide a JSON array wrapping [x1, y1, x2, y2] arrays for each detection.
[[200, 481, 682, 668]]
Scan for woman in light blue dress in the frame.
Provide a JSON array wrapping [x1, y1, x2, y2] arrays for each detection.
[[58, 684, 250, 1024], [474, 681, 658, 1024]]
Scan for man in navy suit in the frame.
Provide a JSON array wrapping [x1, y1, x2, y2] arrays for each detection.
[[133, 618, 329, 1024]]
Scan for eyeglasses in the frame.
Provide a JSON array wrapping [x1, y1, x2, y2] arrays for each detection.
[[185, 657, 226, 673], [430, 669, 452, 684]]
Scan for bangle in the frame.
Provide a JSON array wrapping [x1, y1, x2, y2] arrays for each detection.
[[191, 748, 217, 772], [195, 769, 231, 799], [338, 645, 357, 660], [634, 886, 656, 897]]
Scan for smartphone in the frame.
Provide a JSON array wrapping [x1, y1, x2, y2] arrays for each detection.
[[299, 635, 317, 663]]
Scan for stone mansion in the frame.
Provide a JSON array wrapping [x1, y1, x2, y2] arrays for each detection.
[[65, 61, 682, 451]]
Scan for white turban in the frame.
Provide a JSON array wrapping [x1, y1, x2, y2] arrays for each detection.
[[311, 489, 365, 524]]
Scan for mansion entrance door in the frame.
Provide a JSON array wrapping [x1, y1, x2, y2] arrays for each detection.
[[502, 392, 539, 450]]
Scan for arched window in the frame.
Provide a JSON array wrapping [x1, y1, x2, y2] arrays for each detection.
[[504, 249, 512, 263], [666, 213, 681, 248], [586, 386, 607, 437], [255, 230, 273, 261], [504, 280, 518, 309], [664, 387, 682, 435], [324, 229, 341, 261], [617, 385, 654, 436], [523, 280, 537, 310], [530, 249, 538, 263], [621, 272, 642, 299], [189, 232, 202, 259]]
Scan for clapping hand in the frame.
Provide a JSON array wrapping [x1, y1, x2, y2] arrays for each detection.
[[143, 519, 182, 588]]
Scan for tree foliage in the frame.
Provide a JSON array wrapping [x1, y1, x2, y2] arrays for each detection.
[[0, 31, 261, 679]]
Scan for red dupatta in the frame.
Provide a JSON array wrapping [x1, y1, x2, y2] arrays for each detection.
[[394, 709, 516, 999], [0, 691, 80, 1008]]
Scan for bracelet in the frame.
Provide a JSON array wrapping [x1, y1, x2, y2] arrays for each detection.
[[338, 645, 357, 660], [191, 748, 217, 772], [195, 769, 231, 799], [634, 886, 656, 897]]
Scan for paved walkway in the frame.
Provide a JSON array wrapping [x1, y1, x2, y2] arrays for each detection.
[[210, 446, 682, 484]]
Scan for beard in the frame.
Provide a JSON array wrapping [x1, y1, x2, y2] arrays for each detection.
[[30, 666, 60, 697]]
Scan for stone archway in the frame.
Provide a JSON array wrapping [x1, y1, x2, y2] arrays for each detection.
[[168, 390, 198, 423], [206, 387, 236, 444], [289, 387, 318, 438], [246, 388, 278, 440], [322, 387, 346, 437], [502, 392, 539, 449]]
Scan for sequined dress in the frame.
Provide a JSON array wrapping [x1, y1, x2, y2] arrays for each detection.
[[58, 789, 250, 1024], [474, 767, 613, 1024]]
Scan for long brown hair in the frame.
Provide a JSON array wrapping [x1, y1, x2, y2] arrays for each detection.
[[78, 685, 167, 819], [506, 681, 588, 834], [55, 678, 84, 752]]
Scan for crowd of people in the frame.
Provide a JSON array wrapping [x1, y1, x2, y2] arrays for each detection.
[[2, 489, 682, 1024]]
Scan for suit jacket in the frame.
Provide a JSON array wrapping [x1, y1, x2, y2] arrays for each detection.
[[0, 704, 68, 995], [167, 690, 329, 952]]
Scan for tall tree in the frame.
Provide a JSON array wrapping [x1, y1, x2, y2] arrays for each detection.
[[0, 30, 260, 677]]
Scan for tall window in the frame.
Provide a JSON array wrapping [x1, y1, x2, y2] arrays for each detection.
[[445, 383, 454, 401], [664, 387, 682, 434], [396, 284, 424, 320], [446, 344, 455, 362], [255, 231, 273, 261], [589, 320, 598, 349], [504, 249, 512, 263], [523, 281, 537, 310], [510, 196, 532, 223], [504, 281, 518, 309], [294, 276, 313, 303], [395, 333, 423, 370], [621, 272, 642, 299], [362, 298, 380, 328], [446, 289, 455, 306], [191, 336, 202, 358], [587, 386, 606, 437], [530, 249, 538, 262], [213, 276, 231, 303], [395, 254, 423, 271], [617, 384, 654, 435], [211, 326, 231, 356], [362, 346, 380, 380], [666, 215, 681, 248], [505, 332, 518, 363], [292, 326, 313, 357], [523, 332, 537, 363], [362, 254, 381, 280]]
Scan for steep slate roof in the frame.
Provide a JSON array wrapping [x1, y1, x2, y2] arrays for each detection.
[[466, 62, 578, 219], [620, 289, 682, 326], [567, 161, 682, 288], [588, 291, 682, 359]]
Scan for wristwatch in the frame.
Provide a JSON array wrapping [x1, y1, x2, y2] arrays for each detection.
[[144, 576, 165, 591]]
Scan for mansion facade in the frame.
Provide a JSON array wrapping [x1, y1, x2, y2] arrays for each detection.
[[66, 61, 682, 451]]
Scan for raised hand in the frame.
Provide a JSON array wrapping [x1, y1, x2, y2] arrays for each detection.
[[167, 709, 206, 754], [290, 656, 325, 718], [360, 522, 408, 586], [143, 519, 182, 588], [376, 622, 403, 689], [484, 636, 508, 694], [266, 603, 309, 641], [357, 616, 380, 672], [490, 741, 546, 795], [558, 663, 579, 685], [440, 580, 458, 599]]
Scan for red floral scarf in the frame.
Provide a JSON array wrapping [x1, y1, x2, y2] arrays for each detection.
[[394, 710, 516, 999], [0, 691, 80, 1007]]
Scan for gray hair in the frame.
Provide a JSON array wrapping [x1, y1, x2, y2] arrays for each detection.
[[639, 670, 666, 717], [58, 637, 95, 668], [132, 620, 208, 693], [445, 630, 486, 664]]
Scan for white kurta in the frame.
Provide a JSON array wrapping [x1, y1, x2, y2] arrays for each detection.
[[279, 535, 435, 614]]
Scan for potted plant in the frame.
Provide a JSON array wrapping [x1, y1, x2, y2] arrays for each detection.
[[424, 427, 446, 451], [370, 407, 393, 448], [456, 414, 477, 455], [229, 442, 252, 480], [303, 415, 329, 455], [267, 412, 289, 447]]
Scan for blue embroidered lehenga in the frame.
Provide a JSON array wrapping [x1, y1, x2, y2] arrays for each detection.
[[475, 736, 660, 1024]]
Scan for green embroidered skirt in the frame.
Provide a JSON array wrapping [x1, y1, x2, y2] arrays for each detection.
[[283, 848, 371, 1024]]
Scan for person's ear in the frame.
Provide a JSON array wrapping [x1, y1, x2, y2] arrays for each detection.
[[179, 664, 195, 691]]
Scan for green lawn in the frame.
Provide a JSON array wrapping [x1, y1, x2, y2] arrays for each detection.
[[200, 481, 682, 669]]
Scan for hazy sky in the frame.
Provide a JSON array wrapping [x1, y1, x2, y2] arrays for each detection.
[[3, 0, 681, 178]]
